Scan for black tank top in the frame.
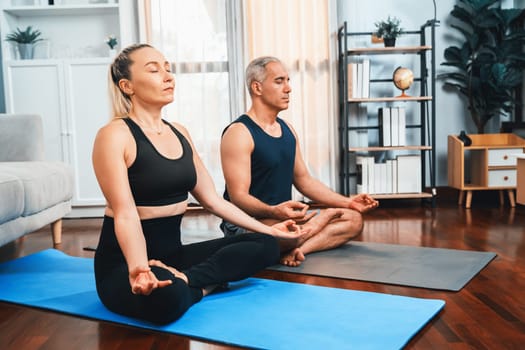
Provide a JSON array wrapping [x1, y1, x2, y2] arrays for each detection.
[[223, 114, 296, 205], [123, 118, 197, 206]]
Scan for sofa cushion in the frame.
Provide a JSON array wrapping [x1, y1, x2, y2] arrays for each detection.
[[0, 162, 73, 216], [0, 173, 24, 223], [0, 114, 44, 162]]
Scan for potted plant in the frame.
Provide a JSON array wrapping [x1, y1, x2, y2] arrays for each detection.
[[440, 0, 525, 134], [5, 26, 43, 60], [374, 16, 403, 47], [105, 34, 118, 57]]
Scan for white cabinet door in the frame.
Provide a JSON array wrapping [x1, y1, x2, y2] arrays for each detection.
[[64, 60, 111, 206], [4, 61, 67, 163], [5, 59, 110, 207]]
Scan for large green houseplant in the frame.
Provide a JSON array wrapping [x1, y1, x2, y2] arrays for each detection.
[[440, 0, 525, 134]]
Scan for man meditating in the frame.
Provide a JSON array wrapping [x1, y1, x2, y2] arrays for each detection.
[[220, 56, 378, 267]]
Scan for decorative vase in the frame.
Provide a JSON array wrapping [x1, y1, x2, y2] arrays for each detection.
[[18, 43, 34, 60], [384, 38, 396, 47], [458, 130, 472, 146], [109, 48, 117, 58]]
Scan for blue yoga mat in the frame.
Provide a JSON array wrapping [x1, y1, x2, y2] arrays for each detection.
[[0, 249, 445, 350]]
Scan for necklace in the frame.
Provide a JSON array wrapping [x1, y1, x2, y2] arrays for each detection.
[[133, 117, 164, 135]]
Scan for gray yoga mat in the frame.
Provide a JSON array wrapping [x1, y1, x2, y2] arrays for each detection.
[[268, 242, 497, 291]]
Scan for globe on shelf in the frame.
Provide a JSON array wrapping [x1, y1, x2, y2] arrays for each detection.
[[393, 66, 414, 98]]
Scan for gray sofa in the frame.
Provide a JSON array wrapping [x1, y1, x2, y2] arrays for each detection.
[[0, 114, 73, 247]]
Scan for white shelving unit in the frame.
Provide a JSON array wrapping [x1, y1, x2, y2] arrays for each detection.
[[1, 0, 138, 216]]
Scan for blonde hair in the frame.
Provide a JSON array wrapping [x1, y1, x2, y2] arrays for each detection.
[[245, 56, 282, 96], [108, 43, 152, 119]]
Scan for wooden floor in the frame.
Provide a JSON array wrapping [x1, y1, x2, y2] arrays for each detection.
[[1, 195, 525, 349]]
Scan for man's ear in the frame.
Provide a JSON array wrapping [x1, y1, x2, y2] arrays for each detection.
[[119, 79, 133, 96], [251, 81, 262, 96]]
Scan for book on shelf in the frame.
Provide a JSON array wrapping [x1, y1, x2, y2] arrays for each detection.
[[390, 107, 399, 146], [378, 107, 391, 146], [397, 107, 406, 146], [356, 156, 422, 195], [346, 59, 370, 99], [391, 159, 398, 193], [356, 155, 367, 194], [377, 106, 406, 147], [356, 156, 375, 194], [356, 61, 363, 99], [347, 62, 358, 98], [396, 155, 421, 193], [374, 162, 387, 194], [385, 159, 394, 194], [361, 58, 370, 98], [366, 156, 375, 194]]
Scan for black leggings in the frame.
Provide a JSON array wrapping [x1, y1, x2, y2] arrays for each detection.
[[94, 215, 279, 324]]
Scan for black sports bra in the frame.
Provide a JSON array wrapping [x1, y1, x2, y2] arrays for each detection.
[[123, 118, 197, 206]]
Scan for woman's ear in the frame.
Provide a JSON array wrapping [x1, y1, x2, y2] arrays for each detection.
[[119, 79, 133, 96]]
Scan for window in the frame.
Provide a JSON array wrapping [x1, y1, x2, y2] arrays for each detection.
[[144, 0, 236, 195]]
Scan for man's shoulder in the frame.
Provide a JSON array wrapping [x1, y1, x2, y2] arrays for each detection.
[[222, 117, 253, 142], [222, 114, 248, 135]]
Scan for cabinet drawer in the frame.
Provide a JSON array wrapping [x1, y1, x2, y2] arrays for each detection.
[[488, 169, 516, 187], [488, 148, 521, 166]]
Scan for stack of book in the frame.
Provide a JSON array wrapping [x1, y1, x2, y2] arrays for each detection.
[[378, 107, 406, 147], [347, 59, 370, 99], [356, 154, 421, 195]]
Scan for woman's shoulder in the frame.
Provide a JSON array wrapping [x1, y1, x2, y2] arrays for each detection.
[[95, 118, 131, 144]]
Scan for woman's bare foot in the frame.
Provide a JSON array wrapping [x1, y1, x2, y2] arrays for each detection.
[[280, 248, 305, 267], [148, 259, 188, 284], [202, 283, 229, 297]]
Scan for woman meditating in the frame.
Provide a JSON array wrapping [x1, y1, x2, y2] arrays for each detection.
[[92, 44, 305, 324]]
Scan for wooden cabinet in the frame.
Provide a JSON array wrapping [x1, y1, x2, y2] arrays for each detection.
[[448, 133, 525, 208], [516, 155, 525, 205]]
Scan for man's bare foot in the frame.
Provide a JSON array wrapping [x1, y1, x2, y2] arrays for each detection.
[[280, 248, 305, 267], [300, 208, 344, 237]]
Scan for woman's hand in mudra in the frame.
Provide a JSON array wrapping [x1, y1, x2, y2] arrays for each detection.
[[128, 265, 172, 296], [270, 219, 311, 246], [148, 259, 188, 284]]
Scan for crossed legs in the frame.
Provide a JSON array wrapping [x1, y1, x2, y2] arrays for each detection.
[[262, 207, 364, 266]]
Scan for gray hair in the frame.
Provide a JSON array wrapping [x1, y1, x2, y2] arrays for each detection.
[[245, 56, 282, 95]]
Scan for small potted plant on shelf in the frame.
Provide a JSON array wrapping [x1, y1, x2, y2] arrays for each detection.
[[5, 26, 43, 60], [105, 35, 118, 57], [374, 16, 403, 47]]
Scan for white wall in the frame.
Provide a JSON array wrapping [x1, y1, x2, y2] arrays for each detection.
[[336, 0, 512, 186]]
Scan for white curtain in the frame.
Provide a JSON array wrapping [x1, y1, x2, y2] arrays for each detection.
[[244, 0, 339, 197], [139, 0, 339, 201], [139, 0, 232, 199]]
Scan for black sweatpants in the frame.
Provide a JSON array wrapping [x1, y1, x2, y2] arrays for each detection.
[[94, 215, 279, 324]]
